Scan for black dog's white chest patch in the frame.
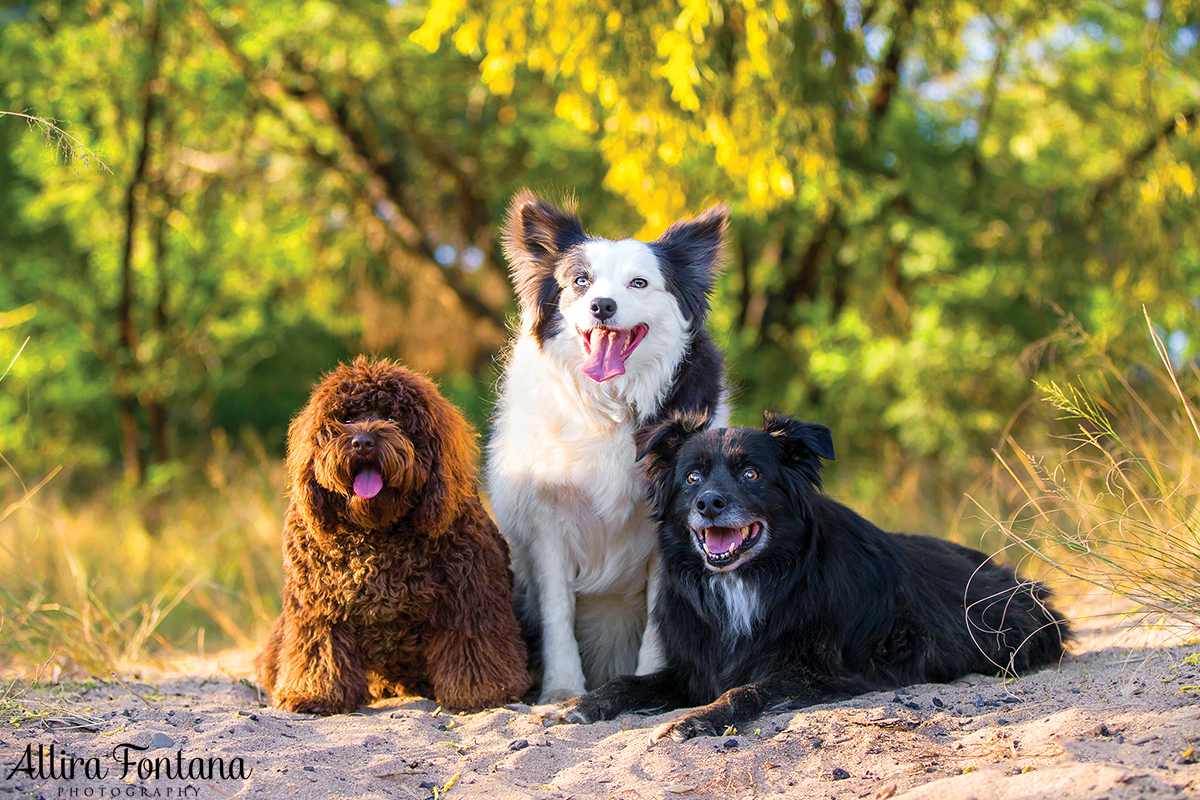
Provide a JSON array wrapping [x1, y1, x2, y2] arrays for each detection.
[[707, 573, 761, 640]]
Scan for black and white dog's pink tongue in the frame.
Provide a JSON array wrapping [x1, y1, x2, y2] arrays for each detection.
[[353, 470, 383, 499], [583, 329, 627, 382], [704, 527, 743, 555]]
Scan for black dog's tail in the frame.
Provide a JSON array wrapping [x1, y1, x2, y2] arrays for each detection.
[[964, 565, 1070, 677], [893, 534, 1069, 681]]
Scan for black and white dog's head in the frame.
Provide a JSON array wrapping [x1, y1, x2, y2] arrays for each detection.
[[503, 191, 727, 387], [638, 412, 836, 573]]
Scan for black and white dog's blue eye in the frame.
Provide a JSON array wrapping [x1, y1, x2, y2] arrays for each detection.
[[742, 468, 759, 481], [686, 470, 703, 484], [574, 275, 591, 287], [629, 278, 648, 289]]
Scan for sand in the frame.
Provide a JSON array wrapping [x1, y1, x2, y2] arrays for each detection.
[[3, 592, 1199, 800]]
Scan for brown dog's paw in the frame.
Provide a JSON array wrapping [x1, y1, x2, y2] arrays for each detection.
[[271, 692, 357, 716], [435, 685, 510, 713]]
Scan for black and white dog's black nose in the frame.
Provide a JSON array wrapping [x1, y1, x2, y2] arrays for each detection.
[[590, 297, 617, 321], [694, 490, 727, 518]]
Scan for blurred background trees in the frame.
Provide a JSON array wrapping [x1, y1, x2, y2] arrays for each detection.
[[2, 0, 1198, 517]]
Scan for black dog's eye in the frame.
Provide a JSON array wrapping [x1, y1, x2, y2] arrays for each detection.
[[742, 468, 759, 481], [574, 275, 590, 288], [685, 470, 703, 485], [628, 277, 648, 289]]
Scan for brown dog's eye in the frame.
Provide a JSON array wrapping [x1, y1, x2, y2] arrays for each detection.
[[742, 468, 759, 481], [686, 470, 702, 485]]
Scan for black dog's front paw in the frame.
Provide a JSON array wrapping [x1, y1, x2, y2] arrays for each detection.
[[555, 697, 600, 724], [544, 693, 613, 725], [546, 674, 657, 725], [651, 710, 724, 742]]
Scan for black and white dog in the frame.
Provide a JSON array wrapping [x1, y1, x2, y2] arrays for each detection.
[[487, 191, 729, 704], [555, 412, 1069, 739]]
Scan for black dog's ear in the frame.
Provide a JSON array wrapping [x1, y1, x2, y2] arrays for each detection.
[[637, 411, 712, 517], [763, 411, 834, 491], [649, 203, 729, 324]]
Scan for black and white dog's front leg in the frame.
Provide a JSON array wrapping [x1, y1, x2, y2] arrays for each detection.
[[550, 669, 685, 725], [650, 672, 874, 742], [529, 525, 587, 704]]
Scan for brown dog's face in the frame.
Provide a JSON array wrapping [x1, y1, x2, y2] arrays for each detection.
[[287, 357, 476, 535]]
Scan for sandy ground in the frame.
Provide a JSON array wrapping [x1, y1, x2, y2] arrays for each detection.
[[3, 592, 1199, 800]]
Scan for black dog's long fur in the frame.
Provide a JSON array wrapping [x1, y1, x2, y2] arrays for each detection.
[[558, 412, 1069, 741]]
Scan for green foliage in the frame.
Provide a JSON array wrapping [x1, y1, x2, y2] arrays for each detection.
[[0, 0, 621, 481], [418, 0, 1200, 486]]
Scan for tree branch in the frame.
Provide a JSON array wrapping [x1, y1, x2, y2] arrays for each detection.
[[1090, 105, 1200, 209], [186, 1, 507, 331], [869, 0, 918, 130]]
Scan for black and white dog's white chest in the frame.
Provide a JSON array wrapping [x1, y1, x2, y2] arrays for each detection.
[[486, 191, 731, 702]]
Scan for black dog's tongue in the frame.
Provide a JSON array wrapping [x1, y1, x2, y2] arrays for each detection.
[[353, 470, 383, 499], [704, 527, 744, 555]]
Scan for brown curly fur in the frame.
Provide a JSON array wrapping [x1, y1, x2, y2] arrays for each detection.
[[255, 356, 530, 715]]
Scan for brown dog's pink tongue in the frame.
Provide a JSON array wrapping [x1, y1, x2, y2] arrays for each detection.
[[353, 470, 383, 499], [583, 329, 627, 382]]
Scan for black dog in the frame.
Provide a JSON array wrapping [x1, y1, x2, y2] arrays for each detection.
[[555, 412, 1068, 741]]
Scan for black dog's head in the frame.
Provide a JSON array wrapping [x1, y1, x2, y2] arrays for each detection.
[[638, 411, 835, 572]]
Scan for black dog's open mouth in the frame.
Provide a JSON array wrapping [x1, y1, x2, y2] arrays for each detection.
[[694, 522, 763, 567]]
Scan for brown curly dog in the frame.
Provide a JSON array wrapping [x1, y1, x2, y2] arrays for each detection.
[[256, 356, 530, 715]]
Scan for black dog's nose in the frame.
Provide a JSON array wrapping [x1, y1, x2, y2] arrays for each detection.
[[590, 297, 617, 321], [351, 434, 376, 456], [695, 491, 727, 518]]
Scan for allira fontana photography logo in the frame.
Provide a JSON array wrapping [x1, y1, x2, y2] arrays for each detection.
[[6, 741, 252, 796]]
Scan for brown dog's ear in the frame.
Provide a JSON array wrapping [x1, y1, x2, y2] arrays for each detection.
[[637, 410, 712, 519], [285, 400, 340, 536], [405, 374, 478, 536]]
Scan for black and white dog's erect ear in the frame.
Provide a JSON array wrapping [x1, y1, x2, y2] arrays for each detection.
[[503, 191, 586, 303], [649, 204, 729, 324], [502, 190, 588, 339], [636, 411, 713, 517], [763, 411, 835, 493]]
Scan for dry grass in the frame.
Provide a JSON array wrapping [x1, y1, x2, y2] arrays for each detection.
[[0, 431, 286, 679], [0, 109, 110, 172], [975, 310, 1200, 627]]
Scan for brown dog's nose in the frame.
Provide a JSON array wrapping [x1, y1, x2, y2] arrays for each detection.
[[351, 434, 376, 456]]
